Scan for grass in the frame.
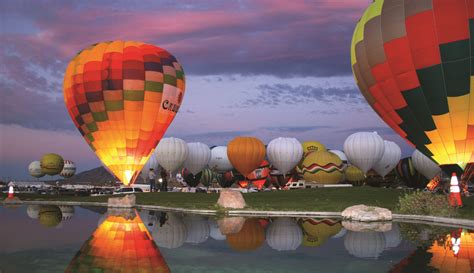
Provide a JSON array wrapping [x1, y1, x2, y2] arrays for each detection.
[[1, 187, 473, 220]]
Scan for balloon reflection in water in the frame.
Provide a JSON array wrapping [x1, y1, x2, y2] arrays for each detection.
[[344, 231, 386, 259], [183, 215, 210, 244], [266, 218, 303, 251], [152, 213, 187, 249], [208, 219, 226, 241], [300, 218, 342, 247], [226, 218, 265, 252], [66, 209, 169, 273]]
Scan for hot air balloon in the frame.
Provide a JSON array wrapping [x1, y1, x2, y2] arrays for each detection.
[[344, 231, 386, 259], [155, 137, 188, 175], [266, 218, 303, 251], [181, 168, 202, 187], [396, 157, 428, 188], [200, 168, 216, 188], [298, 151, 344, 184], [267, 137, 303, 176], [300, 218, 342, 247], [302, 141, 326, 157], [246, 160, 271, 189], [329, 149, 349, 164], [412, 149, 442, 180], [217, 171, 236, 188], [66, 210, 170, 272], [40, 153, 64, 176], [183, 215, 210, 244], [59, 206, 75, 221], [227, 137, 266, 178], [60, 160, 76, 178], [373, 141, 402, 178], [184, 142, 211, 175], [383, 223, 401, 249], [351, 0, 474, 169], [38, 205, 63, 228], [26, 205, 40, 219], [345, 165, 366, 186], [208, 146, 233, 172], [208, 219, 226, 241], [152, 213, 187, 249], [344, 132, 385, 173], [28, 161, 44, 178], [140, 153, 160, 182], [63, 41, 185, 186], [226, 218, 265, 252]]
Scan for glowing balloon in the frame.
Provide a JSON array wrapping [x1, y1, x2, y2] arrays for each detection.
[[155, 137, 188, 174], [412, 149, 441, 180], [344, 132, 384, 173], [227, 137, 266, 178], [208, 146, 233, 172], [60, 160, 76, 178], [184, 142, 211, 175], [351, 0, 474, 166], [373, 141, 401, 178], [28, 161, 44, 178], [267, 137, 303, 175], [40, 153, 64, 176], [63, 41, 185, 186]]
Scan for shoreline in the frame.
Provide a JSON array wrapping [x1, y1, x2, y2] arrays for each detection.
[[4, 199, 474, 229]]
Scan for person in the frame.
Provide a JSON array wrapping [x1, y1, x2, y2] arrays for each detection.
[[148, 168, 156, 192], [160, 169, 168, 192]]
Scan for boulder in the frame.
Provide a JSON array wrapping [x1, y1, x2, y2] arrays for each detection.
[[217, 217, 245, 235], [342, 205, 392, 222], [217, 189, 246, 209], [107, 194, 136, 208]]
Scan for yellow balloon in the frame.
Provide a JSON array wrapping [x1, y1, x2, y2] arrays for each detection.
[[40, 153, 64, 175], [301, 218, 342, 247], [302, 141, 326, 157], [299, 151, 343, 184], [39, 205, 62, 228], [345, 165, 365, 183]]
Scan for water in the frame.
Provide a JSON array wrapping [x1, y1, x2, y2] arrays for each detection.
[[0, 205, 472, 273]]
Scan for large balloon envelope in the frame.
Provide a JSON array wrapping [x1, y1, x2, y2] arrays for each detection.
[[60, 160, 77, 178], [28, 161, 44, 178], [63, 41, 185, 185], [351, 0, 474, 167], [227, 137, 266, 178], [395, 157, 428, 189], [40, 153, 64, 176]]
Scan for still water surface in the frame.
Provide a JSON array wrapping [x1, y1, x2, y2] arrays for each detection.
[[0, 205, 472, 273]]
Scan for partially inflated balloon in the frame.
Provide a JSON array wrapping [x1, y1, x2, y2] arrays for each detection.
[[412, 149, 441, 180], [63, 41, 185, 185], [181, 168, 202, 187], [227, 137, 266, 178], [28, 161, 44, 178], [40, 153, 64, 176], [351, 0, 474, 166], [395, 157, 427, 188]]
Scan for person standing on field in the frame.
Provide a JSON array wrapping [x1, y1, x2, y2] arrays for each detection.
[[160, 169, 168, 192], [149, 168, 156, 192]]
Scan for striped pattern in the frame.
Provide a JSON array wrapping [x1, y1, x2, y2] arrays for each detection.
[[351, 0, 474, 166], [64, 41, 185, 185], [298, 162, 344, 174]]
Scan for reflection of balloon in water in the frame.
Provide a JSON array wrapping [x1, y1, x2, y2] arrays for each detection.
[[60, 160, 76, 178], [227, 137, 266, 178], [184, 142, 211, 175], [351, 0, 474, 166], [344, 165, 365, 185], [332, 228, 347, 239], [300, 218, 342, 247], [59, 206, 75, 221], [412, 149, 441, 180], [66, 211, 170, 272], [28, 161, 44, 178], [156, 137, 189, 174], [226, 218, 265, 252], [344, 132, 384, 173], [383, 223, 401, 249], [344, 231, 385, 259], [299, 151, 344, 184], [38, 205, 62, 228], [138, 210, 157, 232], [209, 146, 233, 172], [208, 219, 226, 241], [152, 213, 187, 249], [396, 157, 427, 188], [267, 137, 303, 175], [63, 41, 185, 186], [26, 205, 41, 219], [266, 218, 303, 251], [40, 153, 64, 176], [373, 141, 401, 178], [302, 141, 326, 157], [183, 215, 210, 244]]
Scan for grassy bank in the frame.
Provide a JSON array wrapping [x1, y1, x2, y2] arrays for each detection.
[[2, 187, 473, 219]]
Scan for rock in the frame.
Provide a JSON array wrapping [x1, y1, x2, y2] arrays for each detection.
[[217, 217, 245, 235], [342, 221, 392, 232], [107, 194, 136, 208], [217, 189, 246, 209], [342, 205, 392, 222]]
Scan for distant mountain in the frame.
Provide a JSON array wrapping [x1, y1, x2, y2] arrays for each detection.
[[63, 167, 145, 185]]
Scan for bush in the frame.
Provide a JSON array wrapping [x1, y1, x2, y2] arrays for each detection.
[[397, 191, 457, 217]]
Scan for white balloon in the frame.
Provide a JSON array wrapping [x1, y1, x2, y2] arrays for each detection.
[[208, 219, 226, 241], [28, 161, 43, 178], [184, 143, 211, 175], [140, 153, 161, 181], [373, 141, 401, 178], [412, 149, 441, 180], [138, 210, 157, 233], [26, 205, 40, 219], [208, 146, 233, 172], [155, 137, 189, 173], [332, 227, 347, 239], [383, 223, 401, 249], [329, 150, 348, 163], [344, 231, 386, 259], [267, 137, 303, 175], [152, 213, 187, 249], [344, 132, 385, 173], [266, 218, 302, 251], [183, 215, 210, 244], [60, 160, 76, 178]]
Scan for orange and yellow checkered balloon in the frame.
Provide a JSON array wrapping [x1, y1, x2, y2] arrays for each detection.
[[63, 41, 185, 185]]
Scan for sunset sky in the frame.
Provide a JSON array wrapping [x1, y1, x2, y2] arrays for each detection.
[[0, 0, 414, 180]]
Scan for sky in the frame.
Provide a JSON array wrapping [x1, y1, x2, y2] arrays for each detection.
[[0, 0, 415, 180]]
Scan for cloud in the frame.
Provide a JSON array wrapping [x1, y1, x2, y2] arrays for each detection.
[[334, 126, 397, 136], [263, 125, 332, 133]]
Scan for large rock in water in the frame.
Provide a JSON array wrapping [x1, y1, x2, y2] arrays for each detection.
[[342, 205, 392, 222], [217, 189, 246, 209], [218, 217, 245, 235], [342, 221, 392, 232], [108, 194, 136, 208]]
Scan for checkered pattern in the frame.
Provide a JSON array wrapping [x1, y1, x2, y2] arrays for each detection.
[[351, 0, 474, 166], [63, 41, 185, 185]]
